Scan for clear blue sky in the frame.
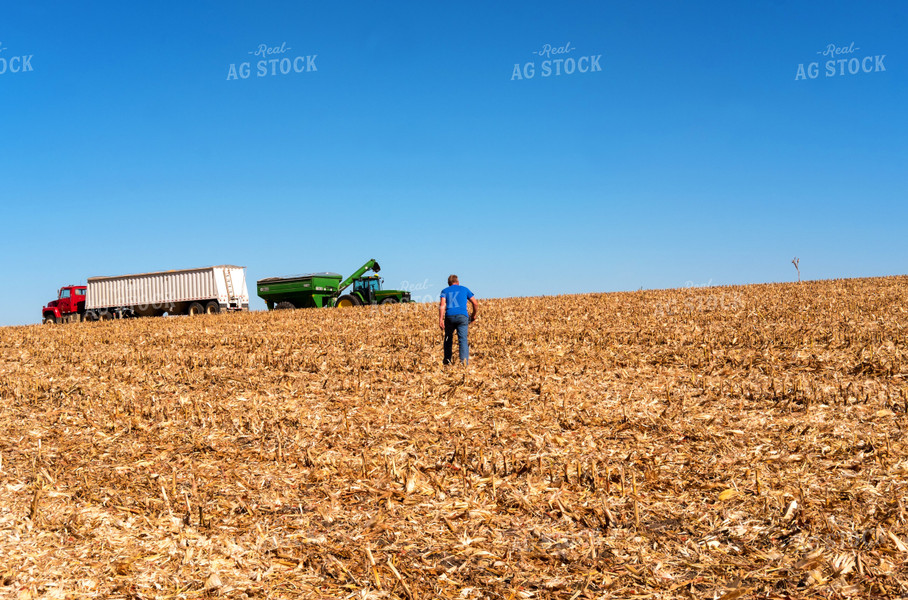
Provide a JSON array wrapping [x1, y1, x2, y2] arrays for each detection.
[[1, 1, 905, 325]]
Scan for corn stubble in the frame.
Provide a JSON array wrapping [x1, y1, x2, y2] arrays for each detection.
[[1, 276, 907, 599]]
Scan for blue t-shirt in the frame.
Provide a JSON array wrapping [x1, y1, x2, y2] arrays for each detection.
[[440, 285, 474, 316]]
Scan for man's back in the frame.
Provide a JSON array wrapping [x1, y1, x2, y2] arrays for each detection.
[[440, 284, 473, 316]]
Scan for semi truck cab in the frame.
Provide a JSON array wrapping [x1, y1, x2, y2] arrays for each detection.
[[43, 285, 87, 324]]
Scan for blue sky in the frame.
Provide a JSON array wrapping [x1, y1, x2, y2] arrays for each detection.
[[1, 1, 905, 325]]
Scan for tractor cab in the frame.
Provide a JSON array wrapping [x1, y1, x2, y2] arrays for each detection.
[[353, 276, 383, 304]]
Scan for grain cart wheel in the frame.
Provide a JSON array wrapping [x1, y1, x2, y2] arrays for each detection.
[[380, 297, 399, 305], [43, 315, 56, 324], [335, 294, 360, 308], [275, 301, 296, 310], [188, 302, 204, 316], [205, 301, 220, 314]]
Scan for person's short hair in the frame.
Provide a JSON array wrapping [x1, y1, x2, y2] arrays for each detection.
[[448, 274, 458, 286]]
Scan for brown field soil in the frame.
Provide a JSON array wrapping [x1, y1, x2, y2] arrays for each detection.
[[1, 276, 907, 599]]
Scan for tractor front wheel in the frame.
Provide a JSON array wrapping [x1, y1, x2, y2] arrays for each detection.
[[335, 295, 360, 308], [380, 297, 399, 305]]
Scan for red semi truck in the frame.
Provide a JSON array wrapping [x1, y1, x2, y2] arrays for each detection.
[[41, 266, 249, 324]]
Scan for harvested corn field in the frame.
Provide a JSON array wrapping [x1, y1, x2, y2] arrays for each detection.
[[1, 276, 907, 599]]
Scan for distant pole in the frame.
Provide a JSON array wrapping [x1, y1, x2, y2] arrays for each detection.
[[792, 257, 800, 283]]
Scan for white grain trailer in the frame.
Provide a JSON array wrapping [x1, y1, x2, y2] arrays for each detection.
[[83, 265, 249, 320]]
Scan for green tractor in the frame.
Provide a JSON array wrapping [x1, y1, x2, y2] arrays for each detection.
[[257, 259, 412, 310]]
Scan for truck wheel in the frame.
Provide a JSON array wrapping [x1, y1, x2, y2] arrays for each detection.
[[335, 295, 360, 308], [188, 302, 204, 316], [205, 301, 220, 314], [380, 297, 399, 305], [83, 312, 96, 322], [275, 301, 296, 310], [43, 315, 56, 324]]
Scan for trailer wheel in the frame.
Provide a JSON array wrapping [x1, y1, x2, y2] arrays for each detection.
[[205, 301, 220, 315], [275, 301, 296, 310], [380, 297, 399, 305], [43, 315, 56, 325], [335, 295, 360, 308], [188, 302, 204, 316]]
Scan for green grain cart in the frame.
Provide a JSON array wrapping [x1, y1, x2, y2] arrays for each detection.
[[257, 259, 412, 310]]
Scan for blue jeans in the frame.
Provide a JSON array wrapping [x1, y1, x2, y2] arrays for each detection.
[[443, 314, 470, 365]]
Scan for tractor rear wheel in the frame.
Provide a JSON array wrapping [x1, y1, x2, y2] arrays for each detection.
[[188, 302, 204, 316], [205, 301, 220, 314], [335, 294, 360, 308], [275, 301, 296, 310]]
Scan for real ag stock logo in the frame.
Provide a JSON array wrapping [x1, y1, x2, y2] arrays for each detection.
[[795, 42, 886, 81], [226, 42, 317, 81], [510, 42, 602, 81], [0, 41, 34, 75]]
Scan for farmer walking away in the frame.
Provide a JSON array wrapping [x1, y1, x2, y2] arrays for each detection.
[[439, 274, 478, 366]]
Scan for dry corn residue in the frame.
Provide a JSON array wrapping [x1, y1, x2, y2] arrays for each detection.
[[1, 276, 907, 599]]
